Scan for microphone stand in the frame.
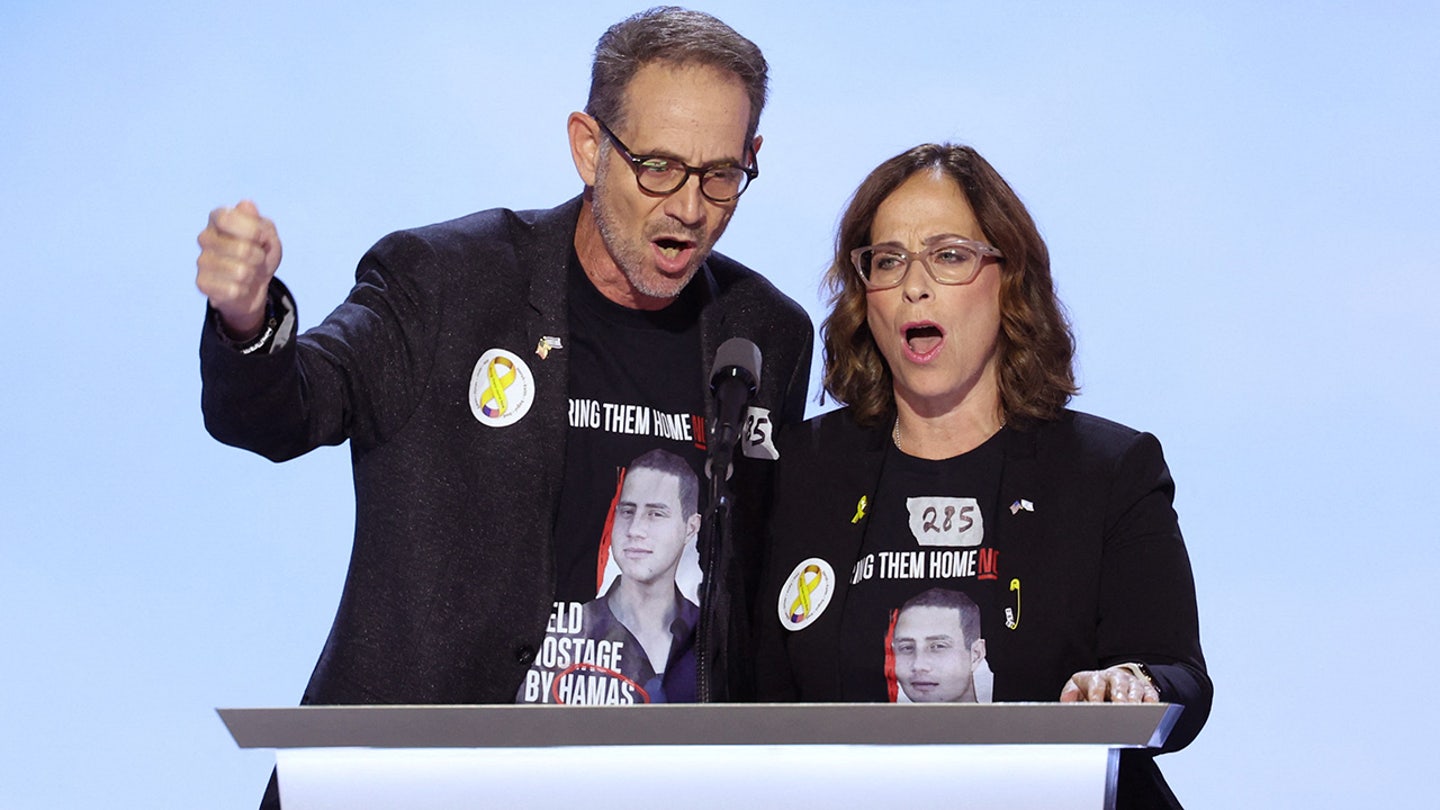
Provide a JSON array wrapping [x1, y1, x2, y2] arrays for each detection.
[[698, 338, 759, 703], [699, 443, 736, 703]]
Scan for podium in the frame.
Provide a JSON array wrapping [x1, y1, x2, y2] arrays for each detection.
[[219, 702, 1181, 810]]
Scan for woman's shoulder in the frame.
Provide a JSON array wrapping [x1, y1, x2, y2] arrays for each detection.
[[1038, 408, 1155, 442], [1050, 409, 1147, 442], [1032, 409, 1171, 480], [775, 407, 1170, 469], [777, 406, 884, 457]]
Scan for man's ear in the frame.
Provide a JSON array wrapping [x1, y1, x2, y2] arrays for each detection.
[[686, 512, 702, 539], [970, 637, 987, 665], [749, 134, 763, 163], [569, 112, 601, 186]]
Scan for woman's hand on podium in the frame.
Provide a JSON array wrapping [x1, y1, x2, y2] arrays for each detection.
[[1059, 664, 1160, 704]]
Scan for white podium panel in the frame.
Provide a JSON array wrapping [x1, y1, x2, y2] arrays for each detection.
[[219, 703, 1182, 810], [277, 744, 1111, 810]]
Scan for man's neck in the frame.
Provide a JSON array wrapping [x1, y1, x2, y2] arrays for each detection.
[[609, 576, 678, 633], [573, 197, 676, 312]]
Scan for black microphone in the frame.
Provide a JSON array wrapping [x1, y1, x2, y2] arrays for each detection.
[[708, 337, 761, 480]]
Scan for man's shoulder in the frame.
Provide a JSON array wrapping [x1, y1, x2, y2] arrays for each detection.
[[703, 250, 809, 326], [355, 198, 581, 302], [395, 196, 582, 252], [581, 593, 613, 621], [676, 589, 701, 623], [411, 196, 578, 239]]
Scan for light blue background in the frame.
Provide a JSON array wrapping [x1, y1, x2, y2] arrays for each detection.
[[3, 1, 1437, 807]]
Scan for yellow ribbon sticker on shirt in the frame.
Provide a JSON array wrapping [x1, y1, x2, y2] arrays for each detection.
[[468, 348, 535, 428], [778, 557, 835, 632]]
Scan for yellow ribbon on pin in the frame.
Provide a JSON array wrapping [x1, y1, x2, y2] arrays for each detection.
[[851, 495, 868, 524], [788, 564, 823, 622], [479, 357, 517, 417]]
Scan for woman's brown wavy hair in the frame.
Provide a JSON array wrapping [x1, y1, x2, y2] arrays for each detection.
[[821, 143, 1077, 428]]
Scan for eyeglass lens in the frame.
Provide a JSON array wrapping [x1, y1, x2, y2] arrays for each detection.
[[857, 243, 986, 287], [632, 159, 750, 201]]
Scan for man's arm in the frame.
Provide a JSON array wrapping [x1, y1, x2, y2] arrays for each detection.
[[197, 204, 444, 461]]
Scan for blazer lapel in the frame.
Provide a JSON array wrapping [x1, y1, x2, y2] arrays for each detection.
[[515, 198, 581, 513], [994, 426, 1044, 571], [795, 419, 890, 697], [986, 426, 1044, 678], [695, 263, 726, 430]]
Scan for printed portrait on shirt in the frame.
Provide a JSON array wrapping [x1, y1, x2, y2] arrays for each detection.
[[886, 588, 992, 704], [519, 448, 702, 704]]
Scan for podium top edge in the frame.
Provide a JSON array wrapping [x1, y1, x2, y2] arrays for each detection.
[[217, 702, 1182, 750]]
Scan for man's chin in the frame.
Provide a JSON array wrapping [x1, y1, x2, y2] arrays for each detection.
[[630, 266, 699, 301], [903, 686, 946, 703]]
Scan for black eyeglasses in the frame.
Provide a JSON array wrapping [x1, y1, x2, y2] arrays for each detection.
[[595, 118, 758, 203]]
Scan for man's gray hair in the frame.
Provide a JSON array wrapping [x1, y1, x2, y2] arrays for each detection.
[[586, 6, 768, 144]]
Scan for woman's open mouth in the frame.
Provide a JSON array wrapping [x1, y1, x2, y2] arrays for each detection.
[[903, 322, 945, 361]]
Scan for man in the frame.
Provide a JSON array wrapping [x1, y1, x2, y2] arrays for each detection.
[[891, 588, 987, 703], [520, 449, 701, 704], [196, 7, 812, 805]]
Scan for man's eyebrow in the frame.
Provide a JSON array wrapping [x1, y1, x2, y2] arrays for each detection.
[[631, 146, 746, 169]]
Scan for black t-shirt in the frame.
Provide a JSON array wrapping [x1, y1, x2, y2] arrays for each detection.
[[516, 253, 709, 704], [838, 430, 1008, 703]]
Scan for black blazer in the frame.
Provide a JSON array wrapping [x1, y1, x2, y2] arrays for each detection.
[[755, 408, 1211, 808], [201, 196, 814, 708]]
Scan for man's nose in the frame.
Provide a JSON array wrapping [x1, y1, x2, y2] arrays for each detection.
[[663, 174, 706, 227]]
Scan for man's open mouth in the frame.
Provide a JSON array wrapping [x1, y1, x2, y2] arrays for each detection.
[[654, 237, 694, 259]]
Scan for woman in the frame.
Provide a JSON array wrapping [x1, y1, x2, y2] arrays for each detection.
[[755, 144, 1210, 808]]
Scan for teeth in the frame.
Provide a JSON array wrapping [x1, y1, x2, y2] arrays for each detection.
[[660, 246, 680, 258]]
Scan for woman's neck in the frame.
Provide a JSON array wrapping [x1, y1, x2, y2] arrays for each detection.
[[892, 393, 1005, 460]]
